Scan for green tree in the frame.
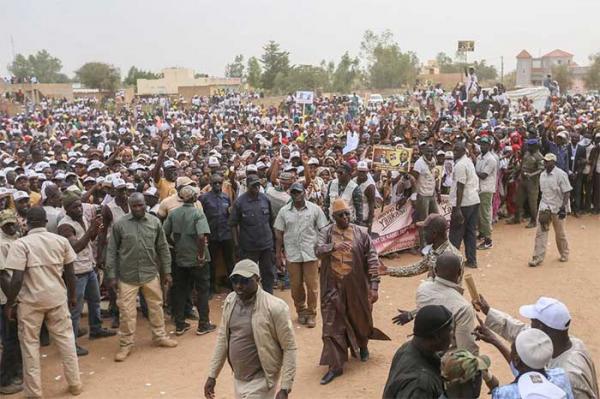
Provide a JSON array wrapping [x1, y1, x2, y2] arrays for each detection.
[[75, 62, 121, 92], [225, 54, 245, 79], [277, 64, 329, 93], [8, 49, 69, 83], [552, 64, 573, 91], [260, 41, 291, 90], [435, 52, 454, 69], [332, 52, 360, 93], [359, 30, 419, 89], [123, 66, 161, 89], [585, 53, 600, 90], [246, 56, 262, 89]]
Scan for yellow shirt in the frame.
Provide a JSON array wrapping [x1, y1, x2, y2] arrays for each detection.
[[157, 178, 176, 201]]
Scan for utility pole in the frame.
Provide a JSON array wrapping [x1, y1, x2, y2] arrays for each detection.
[[501, 56, 504, 83]]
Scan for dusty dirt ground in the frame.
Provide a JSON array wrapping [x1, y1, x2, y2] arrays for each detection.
[[32, 214, 600, 398]]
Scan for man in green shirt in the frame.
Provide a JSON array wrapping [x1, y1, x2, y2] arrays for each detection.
[[163, 186, 216, 336], [106, 193, 177, 362]]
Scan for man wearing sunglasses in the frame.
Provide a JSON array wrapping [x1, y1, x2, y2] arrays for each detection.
[[315, 198, 389, 385], [205, 259, 296, 399]]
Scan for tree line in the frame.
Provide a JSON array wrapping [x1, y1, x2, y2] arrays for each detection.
[[7, 33, 600, 94]]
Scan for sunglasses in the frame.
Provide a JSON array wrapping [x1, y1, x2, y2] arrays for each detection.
[[230, 275, 252, 286], [334, 211, 351, 217]]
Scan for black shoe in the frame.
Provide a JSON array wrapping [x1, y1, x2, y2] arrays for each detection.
[[77, 327, 88, 338], [111, 318, 120, 329], [525, 221, 537, 229], [465, 262, 478, 269], [175, 322, 192, 336], [89, 328, 117, 340], [0, 383, 23, 395], [320, 369, 343, 385], [76, 345, 89, 357], [359, 347, 369, 362], [196, 322, 217, 335]]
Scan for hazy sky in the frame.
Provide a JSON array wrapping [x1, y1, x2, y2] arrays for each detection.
[[2, 0, 599, 79]]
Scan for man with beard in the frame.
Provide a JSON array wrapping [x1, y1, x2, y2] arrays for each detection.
[[323, 162, 363, 224], [353, 161, 377, 234], [315, 198, 389, 385]]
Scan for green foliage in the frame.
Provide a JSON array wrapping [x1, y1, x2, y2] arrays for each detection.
[[331, 52, 360, 93], [8, 49, 69, 83], [551, 64, 573, 91], [260, 41, 291, 90], [75, 62, 121, 92], [246, 56, 262, 89], [278, 64, 330, 93], [585, 53, 600, 91], [123, 66, 161, 89], [360, 30, 419, 89], [225, 54, 245, 79]]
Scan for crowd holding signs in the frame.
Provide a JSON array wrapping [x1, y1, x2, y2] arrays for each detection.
[[0, 70, 599, 398]]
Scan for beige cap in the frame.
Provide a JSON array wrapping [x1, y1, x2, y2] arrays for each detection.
[[230, 259, 260, 278], [332, 198, 350, 214]]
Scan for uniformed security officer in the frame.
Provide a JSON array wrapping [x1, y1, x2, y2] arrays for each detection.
[[3, 207, 82, 398], [508, 139, 544, 228]]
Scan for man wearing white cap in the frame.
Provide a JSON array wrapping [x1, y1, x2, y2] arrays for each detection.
[[150, 137, 177, 201], [474, 295, 598, 399], [12, 191, 30, 235], [529, 152, 572, 267], [205, 259, 296, 399], [475, 328, 574, 399]]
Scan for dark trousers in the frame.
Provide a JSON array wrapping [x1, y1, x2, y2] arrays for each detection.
[[571, 173, 593, 212], [0, 305, 22, 386], [172, 265, 210, 327], [208, 239, 235, 291], [449, 204, 479, 265], [593, 172, 600, 212], [240, 248, 276, 294], [515, 177, 539, 222]]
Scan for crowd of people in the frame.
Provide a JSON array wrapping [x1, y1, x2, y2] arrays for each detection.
[[0, 76, 598, 398]]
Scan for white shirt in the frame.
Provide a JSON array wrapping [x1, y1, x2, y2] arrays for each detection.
[[449, 155, 480, 207], [413, 156, 436, 197], [476, 151, 498, 193], [539, 167, 572, 213]]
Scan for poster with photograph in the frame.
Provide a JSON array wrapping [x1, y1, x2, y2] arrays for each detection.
[[371, 145, 413, 172]]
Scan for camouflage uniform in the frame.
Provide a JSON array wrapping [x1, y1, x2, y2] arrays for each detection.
[[387, 240, 463, 278], [514, 151, 544, 223]]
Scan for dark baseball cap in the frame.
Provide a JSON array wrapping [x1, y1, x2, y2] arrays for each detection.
[[290, 182, 305, 193], [246, 175, 261, 186], [413, 305, 453, 338]]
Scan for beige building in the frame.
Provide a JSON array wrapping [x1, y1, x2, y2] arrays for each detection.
[[136, 68, 241, 96], [516, 49, 589, 90]]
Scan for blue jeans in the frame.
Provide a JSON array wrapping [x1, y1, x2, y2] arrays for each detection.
[[71, 270, 103, 338]]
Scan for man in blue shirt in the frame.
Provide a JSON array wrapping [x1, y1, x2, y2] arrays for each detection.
[[229, 175, 276, 293], [200, 174, 235, 293]]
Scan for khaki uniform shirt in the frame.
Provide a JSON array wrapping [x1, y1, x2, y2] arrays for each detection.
[[416, 277, 479, 354], [5, 227, 77, 308], [157, 193, 203, 219]]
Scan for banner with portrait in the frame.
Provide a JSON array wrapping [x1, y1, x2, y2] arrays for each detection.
[[371, 145, 413, 173], [371, 195, 451, 255]]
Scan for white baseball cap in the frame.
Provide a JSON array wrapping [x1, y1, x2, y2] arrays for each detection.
[[515, 329, 553, 370], [256, 161, 268, 170], [307, 157, 319, 166], [357, 161, 369, 172], [290, 150, 300, 158], [12, 190, 30, 201], [519, 297, 571, 331], [163, 160, 176, 169], [144, 187, 158, 197], [246, 164, 258, 173], [112, 178, 126, 189], [518, 371, 567, 399], [208, 156, 220, 167]]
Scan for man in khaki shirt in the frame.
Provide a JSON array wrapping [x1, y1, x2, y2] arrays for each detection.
[[3, 207, 82, 398]]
